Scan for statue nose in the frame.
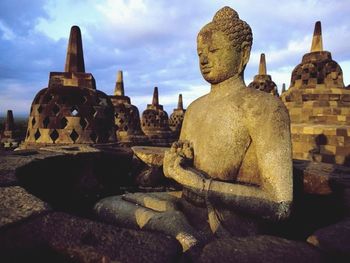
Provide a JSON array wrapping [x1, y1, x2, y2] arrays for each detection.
[[200, 55, 208, 65]]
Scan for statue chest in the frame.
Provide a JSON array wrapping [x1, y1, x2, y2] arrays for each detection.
[[183, 107, 251, 181]]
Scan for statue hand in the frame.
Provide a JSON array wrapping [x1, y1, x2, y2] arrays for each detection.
[[164, 140, 210, 195], [163, 140, 194, 182], [174, 140, 194, 162]]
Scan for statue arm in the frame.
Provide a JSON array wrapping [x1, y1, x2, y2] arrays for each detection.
[[164, 154, 291, 221], [208, 103, 293, 221], [251, 102, 293, 215]]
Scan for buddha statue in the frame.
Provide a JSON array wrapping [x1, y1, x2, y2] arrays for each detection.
[[95, 6, 293, 251], [248, 53, 279, 96], [169, 94, 186, 138]]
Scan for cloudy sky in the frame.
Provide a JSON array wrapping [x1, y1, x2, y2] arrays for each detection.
[[1, 0, 350, 117]]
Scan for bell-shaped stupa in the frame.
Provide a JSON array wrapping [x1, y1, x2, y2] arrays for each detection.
[[110, 71, 148, 145], [23, 26, 115, 148], [0, 110, 21, 148], [169, 94, 186, 138], [248, 53, 279, 96], [141, 87, 175, 145], [281, 21, 350, 165]]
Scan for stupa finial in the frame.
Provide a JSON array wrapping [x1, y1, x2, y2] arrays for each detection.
[[64, 25, 85, 73], [115, 70, 124, 96], [258, 53, 267, 75], [177, 94, 183, 110], [152, 87, 159, 106], [5, 110, 14, 131], [311, 21, 323, 52]]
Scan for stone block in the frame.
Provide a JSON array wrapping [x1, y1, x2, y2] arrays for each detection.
[[0, 212, 181, 263], [198, 235, 323, 263], [0, 186, 50, 228], [307, 219, 350, 261]]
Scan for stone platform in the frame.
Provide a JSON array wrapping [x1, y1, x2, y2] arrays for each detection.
[[1, 146, 350, 262]]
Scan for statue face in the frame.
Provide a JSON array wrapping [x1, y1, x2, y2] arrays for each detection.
[[197, 28, 241, 84]]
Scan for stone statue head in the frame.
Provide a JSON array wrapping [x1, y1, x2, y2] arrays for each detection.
[[197, 7, 253, 84]]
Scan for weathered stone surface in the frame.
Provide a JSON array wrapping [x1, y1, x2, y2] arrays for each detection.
[[0, 158, 20, 186], [198, 235, 324, 263], [132, 146, 168, 167], [0, 186, 50, 227], [307, 218, 350, 260], [0, 212, 181, 263]]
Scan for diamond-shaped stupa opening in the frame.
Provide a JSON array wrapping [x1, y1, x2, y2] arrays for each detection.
[[52, 104, 60, 115], [71, 106, 79, 116], [43, 116, 50, 128], [50, 129, 59, 143], [70, 129, 79, 142], [60, 117, 68, 129], [80, 118, 88, 129], [34, 129, 41, 141]]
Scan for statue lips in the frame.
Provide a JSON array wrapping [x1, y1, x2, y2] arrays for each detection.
[[201, 66, 212, 74]]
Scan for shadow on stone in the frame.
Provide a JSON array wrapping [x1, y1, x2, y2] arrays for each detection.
[[268, 160, 347, 240], [0, 212, 181, 263], [15, 148, 133, 215]]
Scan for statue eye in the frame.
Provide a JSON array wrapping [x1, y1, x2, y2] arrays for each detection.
[[197, 51, 203, 56], [209, 48, 219, 53]]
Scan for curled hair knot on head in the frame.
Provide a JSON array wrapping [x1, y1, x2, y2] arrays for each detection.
[[201, 6, 253, 51]]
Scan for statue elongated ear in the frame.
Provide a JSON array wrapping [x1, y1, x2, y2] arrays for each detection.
[[239, 42, 251, 74]]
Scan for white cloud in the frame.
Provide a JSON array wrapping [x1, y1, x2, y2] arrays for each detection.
[[96, 0, 149, 26], [1, 0, 350, 117], [0, 20, 15, 40], [35, 0, 101, 41], [338, 60, 350, 86]]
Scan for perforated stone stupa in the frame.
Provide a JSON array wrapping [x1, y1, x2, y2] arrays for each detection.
[[248, 53, 279, 96], [169, 94, 186, 137], [281, 21, 350, 165], [110, 71, 148, 145], [141, 87, 174, 145], [0, 110, 20, 148], [23, 26, 115, 147]]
